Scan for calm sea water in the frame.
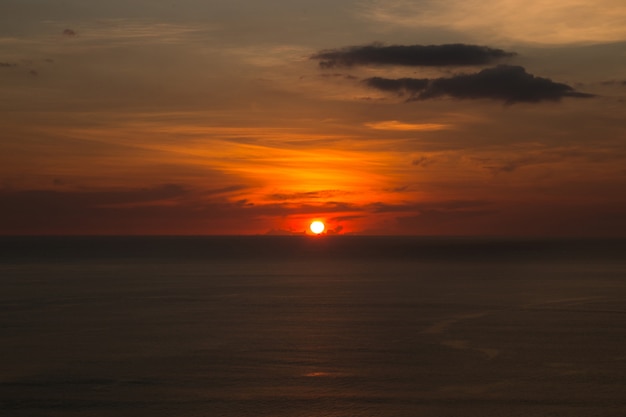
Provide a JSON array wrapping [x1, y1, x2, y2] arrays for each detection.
[[1, 236, 626, 416]]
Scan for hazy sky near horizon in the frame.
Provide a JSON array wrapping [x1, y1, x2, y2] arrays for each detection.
[[1, 0, 625, 235]]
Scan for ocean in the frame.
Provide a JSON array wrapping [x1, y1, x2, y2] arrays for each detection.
[[1, 236, 626, 416]]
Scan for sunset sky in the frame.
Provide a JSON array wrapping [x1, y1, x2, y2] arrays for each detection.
[[1, 0, 625, 235]]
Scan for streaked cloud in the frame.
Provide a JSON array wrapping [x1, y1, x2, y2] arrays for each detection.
[[365, 120, 449, 131]]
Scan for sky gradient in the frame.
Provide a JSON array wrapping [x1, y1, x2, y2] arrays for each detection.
[[1, 0, 625, 235]]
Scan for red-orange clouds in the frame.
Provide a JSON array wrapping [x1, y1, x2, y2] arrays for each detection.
[[0, 6, 625, 236]]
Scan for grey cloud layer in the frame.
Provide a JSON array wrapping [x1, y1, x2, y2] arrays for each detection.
[[311, 43, 515, 68], [364, 65, 594, 103], [313, 43, 594, 103]]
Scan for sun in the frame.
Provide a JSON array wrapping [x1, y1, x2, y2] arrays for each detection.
[[310, 220, 325, 235]]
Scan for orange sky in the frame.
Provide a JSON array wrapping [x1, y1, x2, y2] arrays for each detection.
[[1, 0, 625, 236]]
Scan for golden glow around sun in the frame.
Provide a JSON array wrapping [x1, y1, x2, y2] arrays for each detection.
[[310, 220, 325, 234]]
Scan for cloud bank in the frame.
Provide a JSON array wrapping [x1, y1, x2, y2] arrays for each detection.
[[311, 43, 515, 68]]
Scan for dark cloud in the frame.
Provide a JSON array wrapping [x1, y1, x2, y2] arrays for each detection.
[[311, 43, 515, 68], [364, 65, 595, 103], [63, 28, 77, 37]]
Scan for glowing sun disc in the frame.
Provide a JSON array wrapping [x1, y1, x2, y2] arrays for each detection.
[[310, 221, 325, 234]]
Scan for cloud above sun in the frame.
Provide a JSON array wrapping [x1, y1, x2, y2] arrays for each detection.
[[312, 44, 594, 103]]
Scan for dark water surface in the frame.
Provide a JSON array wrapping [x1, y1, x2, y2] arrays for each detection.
[[1, 236, 626, 416]]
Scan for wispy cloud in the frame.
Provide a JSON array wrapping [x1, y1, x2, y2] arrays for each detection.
[[365, 121, 449, 131], [361, 0, 626, 44]]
